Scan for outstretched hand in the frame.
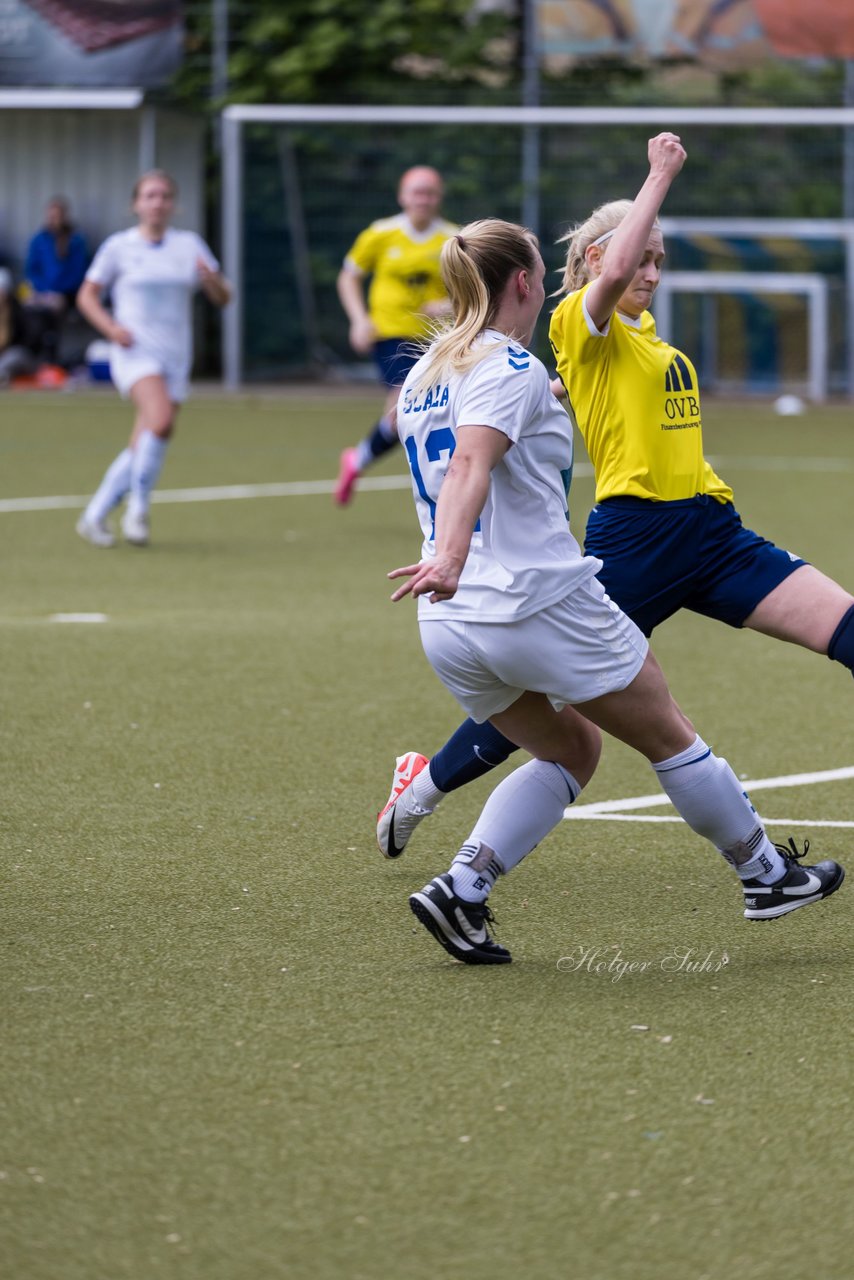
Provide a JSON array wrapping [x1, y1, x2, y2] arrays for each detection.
[[388, 555, 462, 604]]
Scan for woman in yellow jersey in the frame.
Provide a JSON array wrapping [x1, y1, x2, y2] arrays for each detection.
[[376, 134, 854, 864], [334, 166, 456, 505], [548, 133, 854, 646]]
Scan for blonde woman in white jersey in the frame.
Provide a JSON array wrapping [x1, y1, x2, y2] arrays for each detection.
[[391, 216, 843, 965], [75, 170, 231, 548]]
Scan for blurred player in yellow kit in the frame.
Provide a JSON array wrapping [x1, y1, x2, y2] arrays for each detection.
[[334, 166, 456, 505]]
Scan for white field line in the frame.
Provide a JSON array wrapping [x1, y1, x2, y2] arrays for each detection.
[[2, 454, 853, 515], [0, 474, 414, 513], [569, 815, 854, 829], [565, 764, 854, 829]]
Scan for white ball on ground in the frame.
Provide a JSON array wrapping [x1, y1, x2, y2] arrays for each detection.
[[773, 394, 805, 416]]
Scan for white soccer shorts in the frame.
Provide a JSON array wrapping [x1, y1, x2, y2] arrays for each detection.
[[109, 346, 190, 403], [419, 575, 649, 723]]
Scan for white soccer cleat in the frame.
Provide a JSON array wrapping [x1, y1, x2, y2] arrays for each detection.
[[76, 515, 116, 548], [121, 510, 150, 547], [376, 751, 431, 858]]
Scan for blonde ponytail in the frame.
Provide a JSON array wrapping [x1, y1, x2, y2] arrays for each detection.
[[412, 219, 538, 393]]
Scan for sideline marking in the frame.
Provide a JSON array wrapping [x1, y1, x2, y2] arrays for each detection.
[[48, 612, 109, 624], [565, 765, 854, 829], [2, 454, 852, 515], [0, 476, 416, 513]]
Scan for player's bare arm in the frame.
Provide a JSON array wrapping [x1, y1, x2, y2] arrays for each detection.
[[76, 278, 133, 347], [197, 259, 232, 307]]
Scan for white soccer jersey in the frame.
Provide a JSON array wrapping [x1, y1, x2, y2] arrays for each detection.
[[398, 332, 602, 621], [85, 227, 218, 370]]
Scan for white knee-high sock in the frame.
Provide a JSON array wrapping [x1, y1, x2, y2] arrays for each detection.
[[652, 735, 784, 883], [450, 759, 582, 902], [127, 431, 169, 519], [411, 765, 445, 811], [85, 448, 133, 523]]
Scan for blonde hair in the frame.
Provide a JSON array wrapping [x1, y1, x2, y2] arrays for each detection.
[[413, 218, 538, 392], [557, 199, 659, 294]]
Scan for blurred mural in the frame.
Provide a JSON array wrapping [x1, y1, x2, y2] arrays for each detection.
[[0, 0, 183, 85], [538, 0, 854, 68]]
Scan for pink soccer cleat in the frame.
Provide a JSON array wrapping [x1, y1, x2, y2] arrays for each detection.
[[334, 447, 361, 506]]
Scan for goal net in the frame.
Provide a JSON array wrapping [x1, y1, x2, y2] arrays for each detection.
[[221, 105, 854, 399]]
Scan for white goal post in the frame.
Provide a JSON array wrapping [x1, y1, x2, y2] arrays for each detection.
[[220, 104, 854, 391], [658, 218, 854, 402], [653, 270, 829, 402]]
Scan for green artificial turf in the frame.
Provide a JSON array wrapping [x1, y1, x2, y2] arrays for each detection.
[[1, 388, 853, 1280]]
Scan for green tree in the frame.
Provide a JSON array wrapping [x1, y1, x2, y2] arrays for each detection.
[[175, 0, 518, 109]]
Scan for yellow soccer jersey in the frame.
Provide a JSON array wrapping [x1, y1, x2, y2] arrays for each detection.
[[549, 285, 733, 505], [345, 214, 457, 341]]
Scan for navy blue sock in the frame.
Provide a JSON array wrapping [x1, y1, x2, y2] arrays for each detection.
[[828, 602, 854, 676], [429, 718, 519, 792], [366, 420, 399, 462]]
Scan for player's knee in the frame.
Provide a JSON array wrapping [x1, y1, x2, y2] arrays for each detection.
[[828, 602, 854, 676]]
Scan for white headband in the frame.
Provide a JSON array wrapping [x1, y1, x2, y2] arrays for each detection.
[[591, 229, 616, 247]]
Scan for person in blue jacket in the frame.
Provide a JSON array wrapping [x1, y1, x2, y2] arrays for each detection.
[[23, 196, 89, 362]]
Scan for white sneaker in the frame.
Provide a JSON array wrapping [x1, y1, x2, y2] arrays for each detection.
[[376, 751, 431, 858], [76, 515, 115, 548], [121, 510, 150, 546]]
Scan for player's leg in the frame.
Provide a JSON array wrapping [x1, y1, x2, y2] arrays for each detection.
[[336, 340, 413, 505], [685, 503, 854, 676], [123, 374, 179, 546], [76, 371, 138, 547], [336, 384, 400, 506], [376, 717, 518, 858], [448, 695, 601, 898], [743, 564, 854, 669], [360, 383, 402, 466], [77, 441, 133, 546], [409, 696, 601, 964], [576, 649, 844, 919]]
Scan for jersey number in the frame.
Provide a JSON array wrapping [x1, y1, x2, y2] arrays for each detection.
[[404, 428, 480, 541]]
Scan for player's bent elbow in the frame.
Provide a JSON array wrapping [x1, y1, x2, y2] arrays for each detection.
[[76, 281, 98, 315]]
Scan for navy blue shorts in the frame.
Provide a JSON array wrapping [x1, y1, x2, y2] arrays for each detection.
[[374, 338, 421, 389], [584, 495, 806, 637]]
